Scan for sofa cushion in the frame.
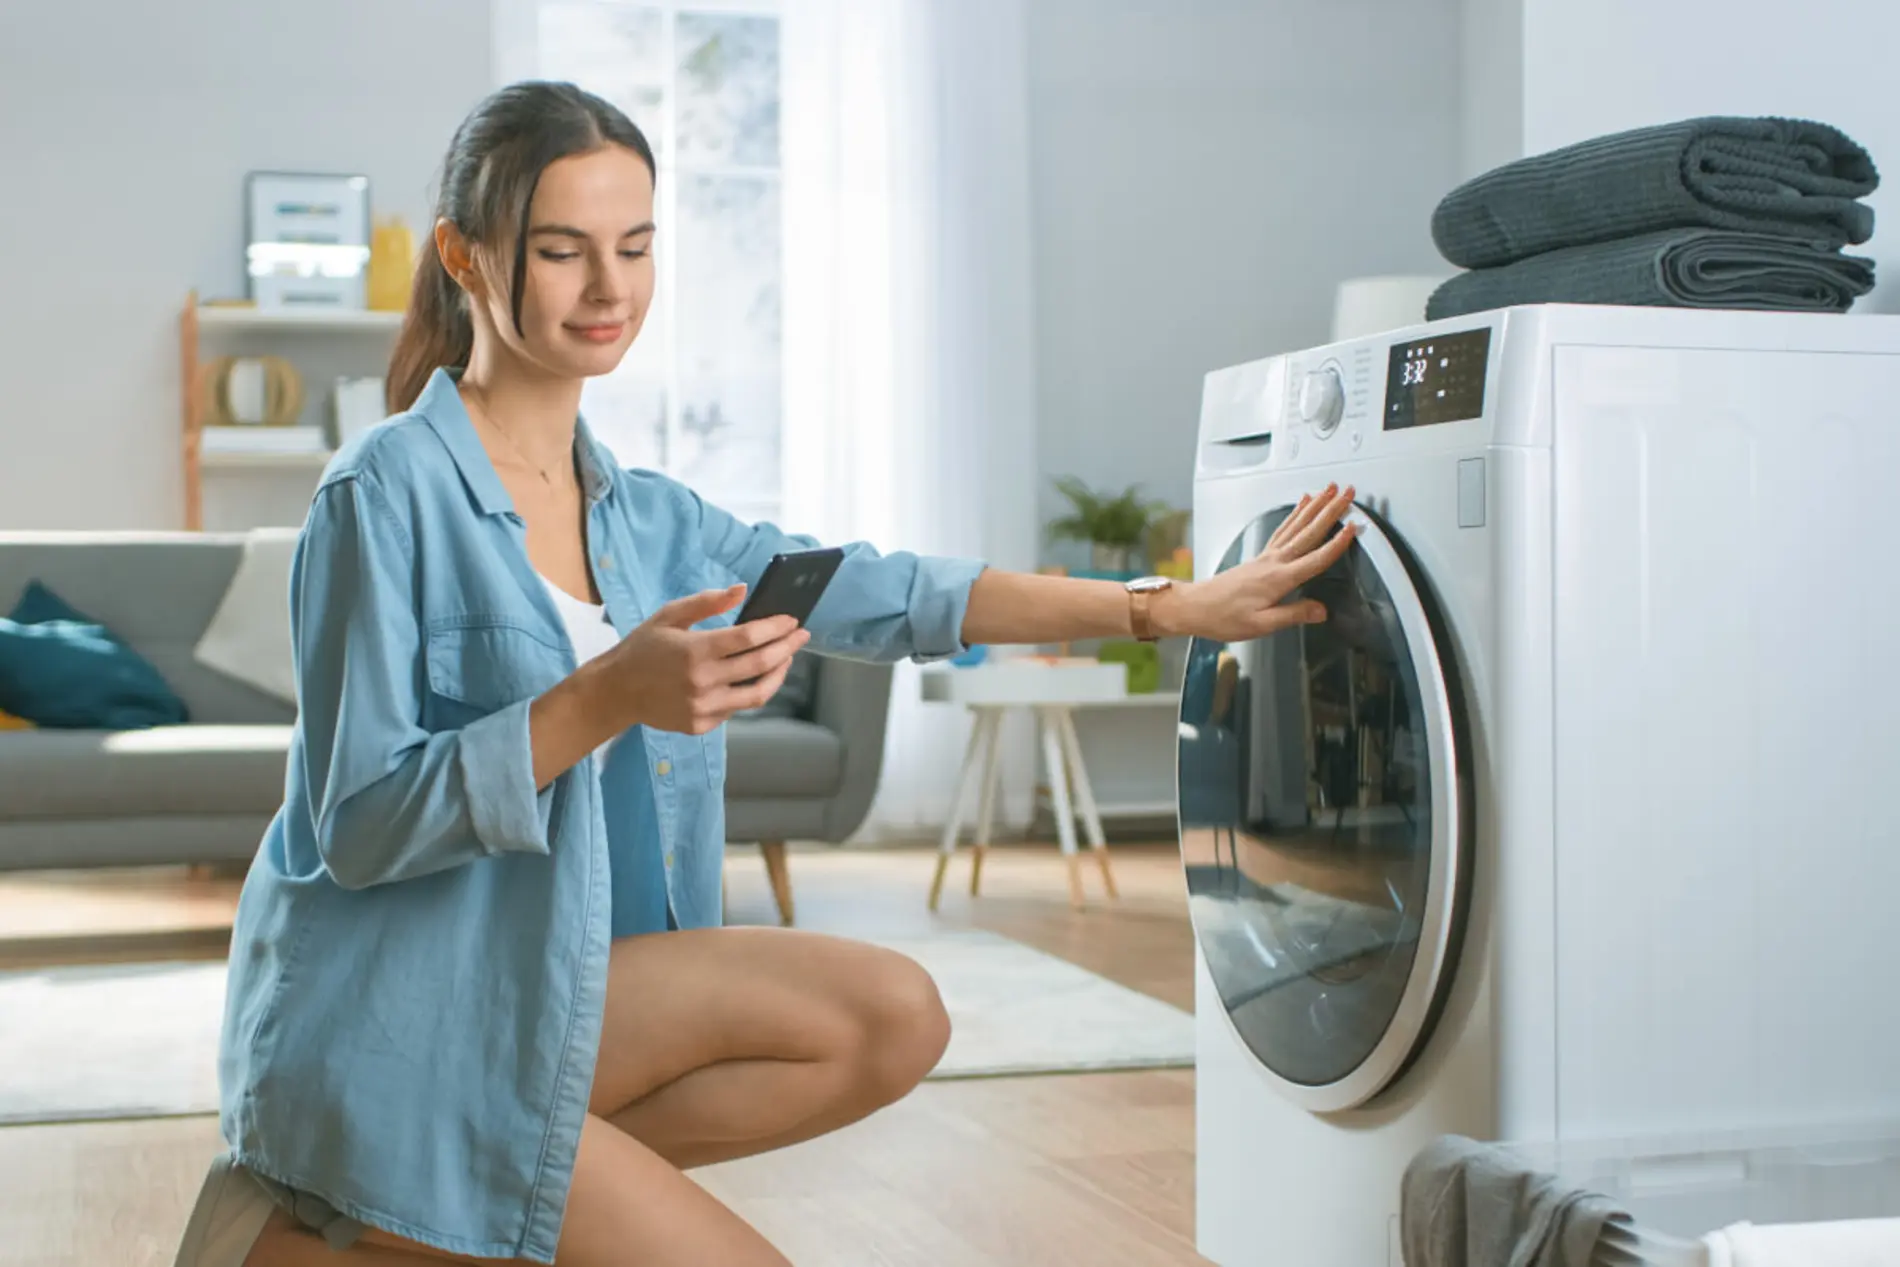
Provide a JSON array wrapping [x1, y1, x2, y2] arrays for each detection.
[[0, 725, 292, 821], [722, 717, 843, 798]]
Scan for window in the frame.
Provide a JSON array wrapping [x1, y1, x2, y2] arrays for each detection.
[[535, 1, 784, 525]]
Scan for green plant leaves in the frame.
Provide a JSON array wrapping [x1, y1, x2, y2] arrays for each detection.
[[1047, 475, 1172, 549]]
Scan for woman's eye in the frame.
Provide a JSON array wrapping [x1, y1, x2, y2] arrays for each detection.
[[538, 250, 580, 262], [620, 249, 650, 260]]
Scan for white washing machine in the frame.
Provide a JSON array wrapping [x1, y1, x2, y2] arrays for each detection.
[[1184, 305, 1900, 1266]]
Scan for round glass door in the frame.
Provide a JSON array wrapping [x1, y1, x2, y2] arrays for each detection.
[[1178, 504, 1471, 1111]]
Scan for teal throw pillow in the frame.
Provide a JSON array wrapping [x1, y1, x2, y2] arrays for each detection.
[[10, 579, 90, 626], [0, 581, 189, 729]]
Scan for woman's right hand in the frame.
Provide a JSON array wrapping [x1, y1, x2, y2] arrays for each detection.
[[601, 585, 811, 735]]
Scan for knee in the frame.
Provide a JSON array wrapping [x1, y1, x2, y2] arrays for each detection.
[[855, 953, 950, 1102]]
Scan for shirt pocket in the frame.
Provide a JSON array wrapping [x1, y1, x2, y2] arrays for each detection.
[[424, 620, 570, 729]]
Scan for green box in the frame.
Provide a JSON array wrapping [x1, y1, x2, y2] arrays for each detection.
[[1097, 639, 1161, 694]]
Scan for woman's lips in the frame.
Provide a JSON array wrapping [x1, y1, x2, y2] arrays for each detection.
[[569, 322, 626, 344]]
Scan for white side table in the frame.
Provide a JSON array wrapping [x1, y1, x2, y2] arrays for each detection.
[[921, 660, 1148, 910]]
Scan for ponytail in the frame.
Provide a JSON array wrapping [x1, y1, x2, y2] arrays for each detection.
[[385, 243, 473, 414]]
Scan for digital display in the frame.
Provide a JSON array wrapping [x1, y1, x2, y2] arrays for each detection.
[[1384, 327, 1491, 430]]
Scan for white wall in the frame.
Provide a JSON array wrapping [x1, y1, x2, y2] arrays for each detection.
[[1478, 0, 1900, 313], [0, 0, 494, 530], [1460, 0, 1523, 179], [1024, 0, 1464, 539]]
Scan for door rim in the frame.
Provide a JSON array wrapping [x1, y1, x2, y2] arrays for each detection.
[[1186, 503, 1472, 1113]]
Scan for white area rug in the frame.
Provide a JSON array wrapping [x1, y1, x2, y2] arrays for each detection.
[[880, 929, 1194, 1080], [0, 959, 224, 1125], [0, 930, 1193, 1125]]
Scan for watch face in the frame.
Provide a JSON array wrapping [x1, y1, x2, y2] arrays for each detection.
[[1128, 576, 1172, 593]]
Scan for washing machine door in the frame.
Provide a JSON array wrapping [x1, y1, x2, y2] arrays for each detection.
[[1178, 503, 1472, 1112]]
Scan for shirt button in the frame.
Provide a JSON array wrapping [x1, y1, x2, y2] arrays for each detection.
[[655, 759, 672, 777], [664, 851, 675, 869], [598, 554, 614, 571]]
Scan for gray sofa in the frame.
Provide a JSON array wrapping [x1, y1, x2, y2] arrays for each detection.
[[0, 533, 891, 924]]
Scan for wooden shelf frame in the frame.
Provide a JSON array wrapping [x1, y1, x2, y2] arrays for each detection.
[[179, 289, 402, 530]]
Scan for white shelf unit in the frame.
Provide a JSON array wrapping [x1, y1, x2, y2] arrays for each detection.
[[195, 306, 404, 335], [199, 448, 335, 470], [180, 290, 401, 529]]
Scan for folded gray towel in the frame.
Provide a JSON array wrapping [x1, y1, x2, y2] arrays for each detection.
[[1425, 229, 1876, 320], [1401, 1135, 1628, 1267], [1433, 117, 1879, 270]]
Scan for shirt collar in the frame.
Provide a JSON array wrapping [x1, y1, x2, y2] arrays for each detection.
[[573, 416, 616, 506], [416, 367, 616, 516]]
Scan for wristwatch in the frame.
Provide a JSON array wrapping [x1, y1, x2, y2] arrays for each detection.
[[1125, 575, 1174, 642]]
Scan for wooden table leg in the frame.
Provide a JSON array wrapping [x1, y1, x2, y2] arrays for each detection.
[[1038, 706, 1086, 910], [930, 706, 989, 911], [967, 709, 1004, 897], [1057, 709, 1119, 901], [761, 840, 795, 926]]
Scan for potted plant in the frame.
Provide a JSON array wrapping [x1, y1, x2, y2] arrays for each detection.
[[1047, 476, 1172, 577]]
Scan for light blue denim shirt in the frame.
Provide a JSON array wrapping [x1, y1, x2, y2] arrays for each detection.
[[217, 368, 985, 1261]]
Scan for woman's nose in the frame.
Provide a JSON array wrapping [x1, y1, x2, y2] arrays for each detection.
[[587, 263, 630, 306]]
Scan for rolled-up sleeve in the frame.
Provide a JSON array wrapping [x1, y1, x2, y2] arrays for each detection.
[[294, 472, 551, 890], [455, 697, 549, 858], [676, 482, 987, 663]]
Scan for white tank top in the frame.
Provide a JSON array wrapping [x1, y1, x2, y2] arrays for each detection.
[[540, 575, 621, 762]]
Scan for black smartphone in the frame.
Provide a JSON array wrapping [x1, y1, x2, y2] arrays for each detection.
[[736, 546, 845, 628], [731, 547, 843, 689]]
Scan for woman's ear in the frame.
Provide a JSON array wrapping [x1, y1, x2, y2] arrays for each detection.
[[434, 218, 482, 295]]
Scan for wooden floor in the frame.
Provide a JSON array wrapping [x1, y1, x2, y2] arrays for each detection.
[[0, 842, 1207, 1267]]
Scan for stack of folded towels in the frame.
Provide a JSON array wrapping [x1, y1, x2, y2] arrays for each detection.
[[1427, 116, 1880, 320]]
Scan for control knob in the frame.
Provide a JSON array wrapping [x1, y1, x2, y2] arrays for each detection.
[[1298, 364, 1345, 437]]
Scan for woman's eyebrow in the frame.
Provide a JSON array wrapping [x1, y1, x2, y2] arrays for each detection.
[[528, 221, 657, 238]]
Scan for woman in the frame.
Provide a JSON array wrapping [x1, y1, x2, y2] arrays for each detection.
[[172, 81, 1356, 1267]]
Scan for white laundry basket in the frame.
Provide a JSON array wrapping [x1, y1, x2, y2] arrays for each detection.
[[1503, 1122, 1900, 1265]]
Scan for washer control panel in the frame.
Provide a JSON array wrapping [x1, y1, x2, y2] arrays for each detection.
[[1196, 312, 1503, 478]]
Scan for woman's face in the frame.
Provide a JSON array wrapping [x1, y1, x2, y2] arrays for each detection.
[[463, 144, 658, 382]]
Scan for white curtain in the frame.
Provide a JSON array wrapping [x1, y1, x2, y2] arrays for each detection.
[[780, 0, 1041, 840]]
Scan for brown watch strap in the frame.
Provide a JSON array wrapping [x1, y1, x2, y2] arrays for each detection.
[[1129, 587, 1156, 642]]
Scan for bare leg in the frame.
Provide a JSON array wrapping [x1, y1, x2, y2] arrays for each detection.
[[240, 927, 946, 1263], [591, 926, 950, 1168], [243, 1117, 787, 1267]]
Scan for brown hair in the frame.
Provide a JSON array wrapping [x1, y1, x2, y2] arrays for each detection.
[[385, 81, 658, 414]]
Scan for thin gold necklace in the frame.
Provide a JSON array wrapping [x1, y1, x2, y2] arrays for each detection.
[[464, 385, 570, 488]]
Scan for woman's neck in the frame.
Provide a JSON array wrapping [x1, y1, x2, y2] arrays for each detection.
[[458, 345, 586, 471]]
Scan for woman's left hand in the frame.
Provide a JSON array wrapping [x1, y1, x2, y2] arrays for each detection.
[[1161, 483, 1359, 642]]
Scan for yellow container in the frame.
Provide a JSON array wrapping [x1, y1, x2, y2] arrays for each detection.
[[367, 217, 416, 313]]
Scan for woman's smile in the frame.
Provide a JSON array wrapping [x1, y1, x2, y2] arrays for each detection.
[[567, 320, 627, 344]]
